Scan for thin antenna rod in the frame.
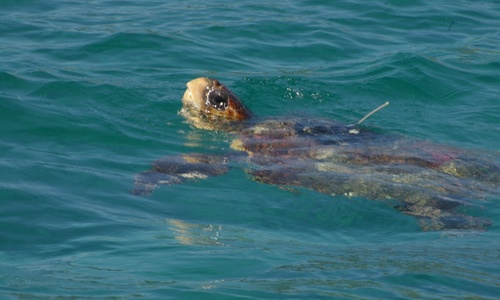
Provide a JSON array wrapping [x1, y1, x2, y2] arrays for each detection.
[[357, 101, 390, 125]]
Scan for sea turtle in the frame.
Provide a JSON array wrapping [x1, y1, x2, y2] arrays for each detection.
[[134, 77, 499, 231]]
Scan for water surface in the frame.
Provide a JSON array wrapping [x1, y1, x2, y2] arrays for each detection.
[[1, 1, 499, 299]]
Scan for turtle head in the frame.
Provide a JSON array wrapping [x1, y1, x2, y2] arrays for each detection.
[[180, 77, 253, 130]]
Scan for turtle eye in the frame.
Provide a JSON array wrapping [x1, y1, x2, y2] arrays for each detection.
[[207, 89, 229, 111]]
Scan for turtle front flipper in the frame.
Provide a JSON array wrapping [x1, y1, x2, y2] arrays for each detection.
[[132, 154, 230, 195], [418, 214, 493, 231], [395, 199, 492, 231]]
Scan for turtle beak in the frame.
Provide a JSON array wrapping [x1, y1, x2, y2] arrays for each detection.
[[181, 77, 253, 128], [182, 77, 212, 110]]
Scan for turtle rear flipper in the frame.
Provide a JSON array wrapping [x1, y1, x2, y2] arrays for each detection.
[[132, 154, 230, 196]]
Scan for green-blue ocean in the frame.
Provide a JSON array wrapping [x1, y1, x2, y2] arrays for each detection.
[[1, 1, 499, 299]]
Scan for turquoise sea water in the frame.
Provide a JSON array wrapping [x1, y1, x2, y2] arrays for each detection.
[[1, 1, 500, 299]]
